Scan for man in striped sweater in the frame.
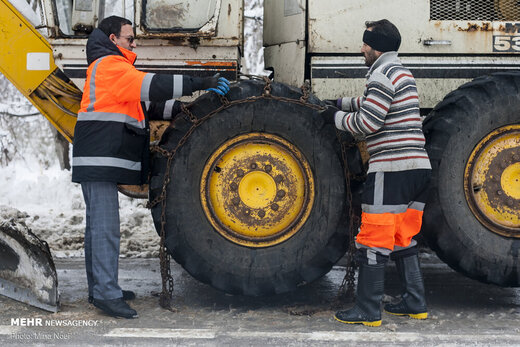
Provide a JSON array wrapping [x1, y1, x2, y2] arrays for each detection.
[[321, 19, 432, 327]]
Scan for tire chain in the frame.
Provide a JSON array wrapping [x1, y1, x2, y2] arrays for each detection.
[[334, 133, 360, 305], [147, 75, 358, 310]]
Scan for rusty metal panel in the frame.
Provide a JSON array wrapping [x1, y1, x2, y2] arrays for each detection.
[[48, 0, 242, 89], [52, 43, 240, 91], [134, 0, 242, 41], [308, 0, 520, 54]]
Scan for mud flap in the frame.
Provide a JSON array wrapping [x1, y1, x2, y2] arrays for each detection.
[[0, 212, 59, 312]]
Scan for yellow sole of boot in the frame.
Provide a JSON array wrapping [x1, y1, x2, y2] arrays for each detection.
[[384, 310, 428, 320], [334, 315, 382, 327]]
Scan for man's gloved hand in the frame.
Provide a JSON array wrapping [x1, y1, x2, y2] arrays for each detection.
[[323, 99, 339, 107], [318, 105, 340, 124], [202, 74, 230, 95]]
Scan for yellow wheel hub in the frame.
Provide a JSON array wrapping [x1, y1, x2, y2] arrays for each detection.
[[464, 125, 520, 237], [238, 171, 277, 209], [200, 133, 315, 247], [501, 163, 520, 199]]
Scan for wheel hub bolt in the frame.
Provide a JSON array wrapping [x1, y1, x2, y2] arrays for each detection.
[[258, 210, 266, 218], [275, 175, 284, 183], [232, 197, 240, 206], [250, 163, 257, 169], [264, 165, 272, 173], [237, 169, 244, 177], [277, 190, 286, 198], [271, 203, 279, 211], [230, 182, 238, 191]]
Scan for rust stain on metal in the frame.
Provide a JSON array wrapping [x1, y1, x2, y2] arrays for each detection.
[[217, 152, 301, 231], [228, 4, 232, 16], [185, 61, 237, 67], [465, 138, 520, 237], [458, 22, 493, 32], [484, 148, 520, 220]]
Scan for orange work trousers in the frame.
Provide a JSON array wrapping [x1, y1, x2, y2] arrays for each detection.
[[355, 169, 431, 251]]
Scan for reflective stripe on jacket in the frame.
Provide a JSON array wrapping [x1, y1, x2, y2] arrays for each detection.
[[72, 29, 191, 184]]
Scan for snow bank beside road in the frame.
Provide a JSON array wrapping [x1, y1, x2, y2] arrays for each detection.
[[0, 162, 159, 258]]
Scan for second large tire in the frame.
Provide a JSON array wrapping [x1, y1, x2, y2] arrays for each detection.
[[423, 72, 520, 286], [150, 80, 354, 295]]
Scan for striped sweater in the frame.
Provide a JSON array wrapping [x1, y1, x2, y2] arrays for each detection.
[[334, 52, 431, 173]]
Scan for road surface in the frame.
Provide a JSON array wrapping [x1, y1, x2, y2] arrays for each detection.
[[1, 252, 519, 346]]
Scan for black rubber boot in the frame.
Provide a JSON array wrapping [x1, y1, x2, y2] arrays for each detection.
[[384, 250, 428, 319], [334, 262, 385, 327]]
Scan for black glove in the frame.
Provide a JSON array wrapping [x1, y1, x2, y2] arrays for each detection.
[[318, 105, 339, 124], [324, 99, 338, 107], [200, 73, 230, 95]]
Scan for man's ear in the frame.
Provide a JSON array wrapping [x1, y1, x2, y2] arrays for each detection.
[[109, 33, 117, 44]]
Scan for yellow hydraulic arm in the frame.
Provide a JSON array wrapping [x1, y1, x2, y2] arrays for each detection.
[[0, 0, 81, 143]]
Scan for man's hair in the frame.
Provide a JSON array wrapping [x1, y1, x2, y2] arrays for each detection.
[[365, 19, 401, 45], [98, 16, 132, 37]]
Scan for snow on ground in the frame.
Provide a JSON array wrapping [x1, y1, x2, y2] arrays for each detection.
[[0, 156, 159, 258], [0, 99, 159, 258]]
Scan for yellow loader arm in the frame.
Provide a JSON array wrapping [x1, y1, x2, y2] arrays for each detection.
[[0, 0, 81, 143]]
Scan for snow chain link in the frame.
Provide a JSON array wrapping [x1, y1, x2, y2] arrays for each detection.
[[335, 134, 361, 304], [147, 76, 358, 310]]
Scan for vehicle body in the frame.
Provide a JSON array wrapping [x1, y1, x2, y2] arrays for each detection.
[[265, 0, 520, 286], [0, 0, 518, 311], [265, 0, 520, 108]]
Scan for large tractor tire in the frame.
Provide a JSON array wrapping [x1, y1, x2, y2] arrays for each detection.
[[423, 72, 520, 286], [149, 80, 355, 295]]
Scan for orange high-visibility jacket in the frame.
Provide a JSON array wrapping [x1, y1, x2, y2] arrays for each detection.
[[72, 29, 203, 184]]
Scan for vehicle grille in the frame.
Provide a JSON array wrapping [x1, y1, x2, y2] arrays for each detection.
[[430, 0, 520, 21]]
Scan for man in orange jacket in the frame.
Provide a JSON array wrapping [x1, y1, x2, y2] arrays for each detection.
[[72, 16, 230, 319]]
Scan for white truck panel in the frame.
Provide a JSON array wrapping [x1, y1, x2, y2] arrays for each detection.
[[264, 0, 305, 46], [308, 0, 519, 54], [311, 55, 520, 107], [264, 41, 305, 87]]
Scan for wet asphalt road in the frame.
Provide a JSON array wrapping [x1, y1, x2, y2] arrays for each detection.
[[1, 252, 519, 346]]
